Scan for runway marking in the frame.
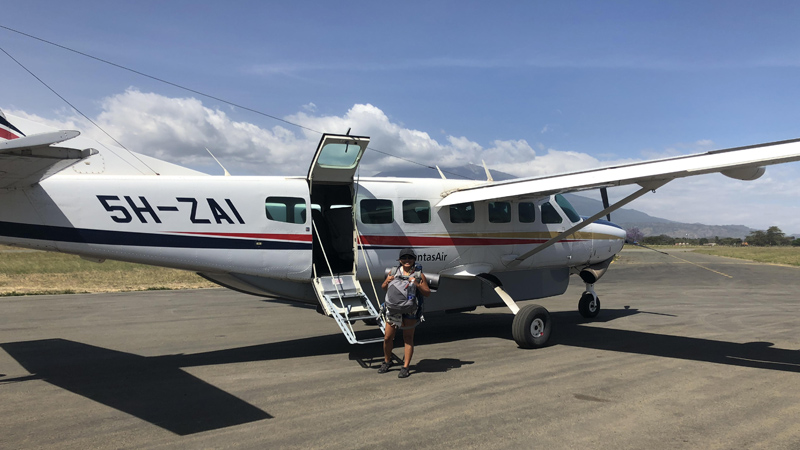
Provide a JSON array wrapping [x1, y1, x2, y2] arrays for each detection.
[[667, 253, 734, 278]]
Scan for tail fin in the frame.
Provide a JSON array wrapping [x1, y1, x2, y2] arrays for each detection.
[[0, 109, 25, 140]]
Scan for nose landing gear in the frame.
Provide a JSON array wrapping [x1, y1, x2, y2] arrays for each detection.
[[578, 283, 600, 318]]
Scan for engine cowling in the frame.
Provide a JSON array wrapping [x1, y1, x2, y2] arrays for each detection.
[[579, 257, 614, 284]]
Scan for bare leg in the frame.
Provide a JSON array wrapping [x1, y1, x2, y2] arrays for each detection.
[[383, 323, 397, 362], [402, 318, 417, 367]]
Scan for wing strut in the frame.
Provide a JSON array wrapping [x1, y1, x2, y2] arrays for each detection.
[[505, 179, 669, 268]]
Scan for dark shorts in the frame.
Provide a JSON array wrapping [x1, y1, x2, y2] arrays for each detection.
[[385, 311, 418, 328]]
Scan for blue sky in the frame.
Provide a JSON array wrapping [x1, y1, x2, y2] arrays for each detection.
[[2, 1, 800, 232]]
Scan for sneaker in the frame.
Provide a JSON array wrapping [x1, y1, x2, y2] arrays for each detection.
[[398, 367, 410, 378], [378, 361, 392, 374]]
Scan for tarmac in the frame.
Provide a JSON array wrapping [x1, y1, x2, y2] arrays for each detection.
[[1, 248, 799, 449]]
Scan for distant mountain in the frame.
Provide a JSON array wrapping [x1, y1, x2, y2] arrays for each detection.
[[563, 195, 753, 239], [373, 164, 515, 181], [372, 164, 755, 239]]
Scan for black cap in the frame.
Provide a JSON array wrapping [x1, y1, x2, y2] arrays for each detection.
[[398, 248, 416, 259]]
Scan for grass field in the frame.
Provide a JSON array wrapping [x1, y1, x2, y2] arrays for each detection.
[[690, 245, 800, 266], [2, 244, 799, 297], [629, 244, 800, 267], [0, 246, 216, 296]]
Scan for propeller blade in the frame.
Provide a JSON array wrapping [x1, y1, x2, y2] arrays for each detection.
[[600, 187, 611, 221]]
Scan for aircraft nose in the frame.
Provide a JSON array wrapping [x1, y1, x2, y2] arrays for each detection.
[[588, 219, 627, 256], [594, 219, 626, 237]]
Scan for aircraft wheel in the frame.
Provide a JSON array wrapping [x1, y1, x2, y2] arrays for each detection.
[[578, 292, 600, 318], [512, 304, 552, 349]]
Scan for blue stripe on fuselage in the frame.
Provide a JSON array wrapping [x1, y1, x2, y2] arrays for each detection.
[[0, 221, 311, 250]]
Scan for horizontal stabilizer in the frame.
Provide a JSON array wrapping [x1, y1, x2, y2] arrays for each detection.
[[0, 130, 98, 188]]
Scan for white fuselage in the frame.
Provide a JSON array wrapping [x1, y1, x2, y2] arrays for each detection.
[[0, 172, 625, 311]]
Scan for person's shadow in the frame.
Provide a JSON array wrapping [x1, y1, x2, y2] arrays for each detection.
[[348, 348, 473, 375], [413, 358, 474, 374]]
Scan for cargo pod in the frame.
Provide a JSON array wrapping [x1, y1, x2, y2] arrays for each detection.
[[306, 133, 383, 344]]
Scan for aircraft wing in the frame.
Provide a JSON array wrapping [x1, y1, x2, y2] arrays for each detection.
[[436, 138, 800, 206], [0, 130, 98, 188]]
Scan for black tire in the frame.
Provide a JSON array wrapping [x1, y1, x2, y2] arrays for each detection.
[[578, 292, 600, 318], [512, 304, 552, 349]]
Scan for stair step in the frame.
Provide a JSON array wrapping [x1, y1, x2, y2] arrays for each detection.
[[314, 274, 385, 345], [354, 337, 385, 345], [343, 314, 380, 322]]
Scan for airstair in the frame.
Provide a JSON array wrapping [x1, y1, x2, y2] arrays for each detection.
[[313, 275, 385, 344]]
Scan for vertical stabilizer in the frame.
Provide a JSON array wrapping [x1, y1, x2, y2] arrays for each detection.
[[0, 109, 26, 141]]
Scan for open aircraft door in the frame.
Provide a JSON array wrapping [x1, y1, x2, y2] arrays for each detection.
[[306, 133, 369, 277], [306, 134, 382, 344]]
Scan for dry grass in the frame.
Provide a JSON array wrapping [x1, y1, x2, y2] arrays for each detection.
[[0, 246, 216, 296], [689, 246, 800, 266]]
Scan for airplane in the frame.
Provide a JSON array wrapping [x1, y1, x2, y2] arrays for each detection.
[[2, 109, 800, 349]]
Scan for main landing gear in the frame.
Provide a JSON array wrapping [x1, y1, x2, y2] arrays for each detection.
[[476, 273, 554, 349], [477, 274, 604, 349], [511, 304, 552, 349]]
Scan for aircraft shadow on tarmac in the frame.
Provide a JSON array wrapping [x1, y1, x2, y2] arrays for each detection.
[[1, 307, 798, 435]]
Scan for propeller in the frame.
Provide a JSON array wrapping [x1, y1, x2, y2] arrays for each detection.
[[600, 187, 611, 221]]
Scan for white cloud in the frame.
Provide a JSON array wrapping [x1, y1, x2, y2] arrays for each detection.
[[6, 91, 800, 232]]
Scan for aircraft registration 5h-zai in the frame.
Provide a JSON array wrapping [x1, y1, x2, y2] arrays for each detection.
[[2, 110, 800, 348]]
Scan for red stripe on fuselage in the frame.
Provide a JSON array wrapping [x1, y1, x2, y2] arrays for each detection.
[[169, 231, 312, 242], [359, 235, 583, 247], [167, 232, 581, 246]]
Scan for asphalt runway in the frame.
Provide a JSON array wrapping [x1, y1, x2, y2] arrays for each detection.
[[1, 248, 799, 449]]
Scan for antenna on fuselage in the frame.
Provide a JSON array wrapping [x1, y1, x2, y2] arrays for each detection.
[[346, 128, 351, 136], [205, 147, 231, 176], [435, 165, 447, 179]]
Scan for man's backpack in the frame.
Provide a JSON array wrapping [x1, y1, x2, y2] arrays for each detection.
[[384, 267, 420, 315]]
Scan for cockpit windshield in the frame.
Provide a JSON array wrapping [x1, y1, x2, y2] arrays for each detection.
[[555, 194, 581, 223]]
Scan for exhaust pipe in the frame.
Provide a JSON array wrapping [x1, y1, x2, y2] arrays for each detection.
[[579, 257, 614, 284]]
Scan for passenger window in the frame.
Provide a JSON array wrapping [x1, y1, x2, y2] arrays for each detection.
[[488, 202, 511, 223], [541, 202, 563, 224], [519, 202, 536, 223], [555, 194, 581, 223], [265, 197, 306, 224], [360, 199, 393, 224], [403, 200, 431, 224], [449, 202, 475, 223]]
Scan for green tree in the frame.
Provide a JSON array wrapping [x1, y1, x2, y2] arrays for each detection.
[[765, 226, 789, 246], [746, 230, 767, 246], [720, 237, 742, 246], [642, 234, 675, 245]]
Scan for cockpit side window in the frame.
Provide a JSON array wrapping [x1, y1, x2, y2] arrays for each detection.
[[541, 202, 563, 224], [555, 194, 581, 223]]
